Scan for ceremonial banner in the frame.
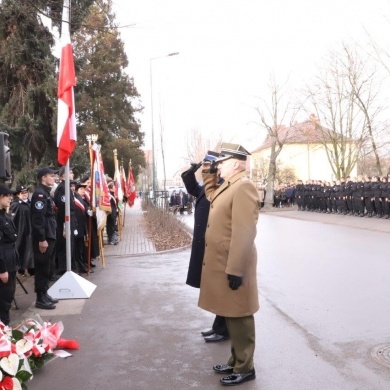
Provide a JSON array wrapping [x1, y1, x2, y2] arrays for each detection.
[[57, 15, 76, 165], [120, 165, 129, 200], [127, 165, 137, 207], [91, 144, 111, 232], [113, 150, 124, 210]]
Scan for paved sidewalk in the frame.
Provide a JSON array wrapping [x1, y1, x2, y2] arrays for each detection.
[[104, 199, 156, 257]]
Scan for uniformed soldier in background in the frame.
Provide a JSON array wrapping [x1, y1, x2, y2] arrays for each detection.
[[10, 185, 33, 277], [0, 185, 18, 325], [381, 177, 390, 219], [372, 176, 383, 218], [354, 175, 365, 217], [363, 175, 374, 217], [31, 167, 59, 310]]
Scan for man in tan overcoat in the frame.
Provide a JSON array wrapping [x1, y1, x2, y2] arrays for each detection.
[[199, 142, 260, 386]]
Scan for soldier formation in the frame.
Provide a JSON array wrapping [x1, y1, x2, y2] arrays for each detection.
[[294, 175, 390, 218]]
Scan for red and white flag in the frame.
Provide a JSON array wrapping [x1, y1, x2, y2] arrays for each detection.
[[57, 11, 77, 165]]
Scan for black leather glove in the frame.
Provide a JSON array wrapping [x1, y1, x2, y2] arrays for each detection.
[[209, 160, 218, 174], [189, 162, 202, 173], [227, 274, 242, 290]]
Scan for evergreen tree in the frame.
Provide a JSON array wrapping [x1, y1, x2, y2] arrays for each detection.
[[72, 0, 145, 179], [0, 0, 57, 181]]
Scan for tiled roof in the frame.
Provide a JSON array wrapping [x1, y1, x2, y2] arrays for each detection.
[[252, 117, 349, 153]]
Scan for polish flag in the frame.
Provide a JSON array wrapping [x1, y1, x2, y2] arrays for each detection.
[[57, 22, 76, 165]]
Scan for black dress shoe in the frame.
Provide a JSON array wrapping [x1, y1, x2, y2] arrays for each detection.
[[220, 369, 256, 386], [201, 329, 214, 337], [204, 333, 229, 342], [213, 364, 234, 374]]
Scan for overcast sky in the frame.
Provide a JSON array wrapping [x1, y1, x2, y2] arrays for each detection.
[[111, 0, 390, 178]]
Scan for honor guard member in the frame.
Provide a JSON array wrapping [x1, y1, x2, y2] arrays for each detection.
[[0, 185, 18, 325], [10, 185, 33, 276], [200, 142, 260, 386], [31, 167, 59, 310]]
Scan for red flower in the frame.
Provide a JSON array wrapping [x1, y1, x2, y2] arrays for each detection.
[[0, 376, 13, 390]]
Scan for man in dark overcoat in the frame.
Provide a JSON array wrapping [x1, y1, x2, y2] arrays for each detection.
[[181, 151, 228, 342], [10, 185, 33, 276], [199, 142, 260, 386], [0, 185, 19, 325]]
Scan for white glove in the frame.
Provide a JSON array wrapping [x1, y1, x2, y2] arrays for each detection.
[[74, 230, 78, 236], [87, 210, 93, 217]]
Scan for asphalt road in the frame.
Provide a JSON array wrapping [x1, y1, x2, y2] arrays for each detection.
[[22, 209, 390, 389]]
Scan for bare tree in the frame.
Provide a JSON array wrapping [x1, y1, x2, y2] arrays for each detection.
[[254, 75, 298, 209], [343, 45, 388, 175], [304, 48, 365, 179], [305, 44, 388, 179], [184, 128, 222, 181]]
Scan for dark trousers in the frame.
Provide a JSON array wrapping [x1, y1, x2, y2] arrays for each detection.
[[106, 214, 117, 241], [383, 199, 390, 215], [226, 315, 255, 373], [34, 239, 56, 294], [374, 198, 383, 215], [212, 315, 229, 337], [74, 236, 87, 271], [0, 271, 16, 325], [365, 197, 373, 213]]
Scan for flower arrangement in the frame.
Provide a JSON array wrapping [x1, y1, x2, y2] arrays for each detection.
[[0, 317, 78, 389]]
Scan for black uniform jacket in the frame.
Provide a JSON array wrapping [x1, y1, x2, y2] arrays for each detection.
[[181, 169, 210, 288], [54, 181, 78, 235], [73, 192, 88, 238], [30, 184, 57, 242], [0, 209, 18, 273], [10, 199, 33, 269]]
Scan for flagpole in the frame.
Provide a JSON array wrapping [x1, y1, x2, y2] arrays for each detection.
[[65, 161, 72, 272], [113, 149, 123, 240], [48, 0, 97, 299], [61, 0, 72, 273]]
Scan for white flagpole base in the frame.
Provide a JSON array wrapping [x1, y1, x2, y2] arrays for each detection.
[[48, 271, 97, 299]]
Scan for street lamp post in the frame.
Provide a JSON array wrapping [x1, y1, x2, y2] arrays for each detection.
[[150, 52, 179, 195]]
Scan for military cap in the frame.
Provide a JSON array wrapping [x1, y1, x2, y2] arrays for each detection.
[[0, 184, 14, 195], [203, 150, 220, 162], [76, 181, 87, 189], [217, 142, 251, 161], [58, 166, 74, 177], [37, 167, 58, 180], [80, 174, 90, 184], [15, 185, 29, 194]]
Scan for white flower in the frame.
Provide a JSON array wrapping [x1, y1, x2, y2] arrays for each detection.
[[12, 377, 23, 390], [0, 353, 20, 376], [15, 339, 33, 356]]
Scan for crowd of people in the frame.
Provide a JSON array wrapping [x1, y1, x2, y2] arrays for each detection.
[[0, 165, 122, 326], [272, 175, 390, 217], [169, 189, 194, 214]]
